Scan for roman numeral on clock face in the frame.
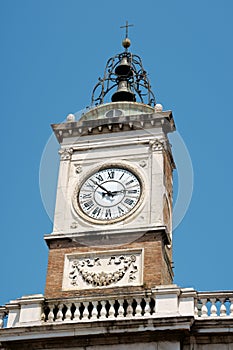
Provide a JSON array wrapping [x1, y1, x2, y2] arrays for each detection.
[[105, 208, 112, 218], [124, 198, 134, 206], [83, 200, 94, 210], [95, 174, 103, 182], [125, 179, 134, 186], [86, 182, 95, 189], [92, 206, 101, 217], [127, 189, 137, 194], [107, 170, 114, 179], [118, 206, 125, 214], [81, 193, 92, 199]]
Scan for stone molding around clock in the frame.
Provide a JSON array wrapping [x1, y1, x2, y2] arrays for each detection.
[[62, 249, 144, 290]]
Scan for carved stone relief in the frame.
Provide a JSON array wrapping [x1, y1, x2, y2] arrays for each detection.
[[149, 139, 164, 152], [139, 160, 147, 168], [58, 147, 73, 160], [62, 249, 143, 290], [74, 164, 83, 174]]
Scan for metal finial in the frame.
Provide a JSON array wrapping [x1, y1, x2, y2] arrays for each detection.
[[120, 21, 134, 38], [120, 21, 133, 49]]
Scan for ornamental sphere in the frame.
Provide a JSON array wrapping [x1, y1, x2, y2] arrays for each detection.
[[122, 38, 131, 49]]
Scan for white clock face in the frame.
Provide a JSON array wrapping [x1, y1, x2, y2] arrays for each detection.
[[77, 167, 142, 222]]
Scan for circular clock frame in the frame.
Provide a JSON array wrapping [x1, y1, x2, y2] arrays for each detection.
[[72, 163, 145, 225]]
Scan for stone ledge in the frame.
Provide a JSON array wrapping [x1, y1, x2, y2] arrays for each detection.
[[44, 226, 171, 248], [0, 316, 193, 342], [52, 111, 175, 143]]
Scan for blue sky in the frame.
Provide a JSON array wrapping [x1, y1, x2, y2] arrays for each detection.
[[1, 0, 233, 305]]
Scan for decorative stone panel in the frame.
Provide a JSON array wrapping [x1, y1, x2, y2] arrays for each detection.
[[62, 249, 143, 290]]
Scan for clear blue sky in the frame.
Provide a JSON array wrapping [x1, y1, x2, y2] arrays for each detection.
[[1, 0, 233, 305]]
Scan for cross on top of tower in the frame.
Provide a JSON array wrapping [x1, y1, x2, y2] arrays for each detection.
[[120, 21, 134, 50], [120, 20, 134, 38]]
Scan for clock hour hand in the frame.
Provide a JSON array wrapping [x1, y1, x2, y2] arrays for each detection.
[[111, 189, 126, 196]]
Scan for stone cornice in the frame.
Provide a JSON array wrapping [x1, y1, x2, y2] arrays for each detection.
[[52, 111, 175, 144], [0, 316, 193, 344], [44, 226, 171, 248], [2, 316, 233, 349]]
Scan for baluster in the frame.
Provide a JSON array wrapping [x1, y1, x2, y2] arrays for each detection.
[[73, 302, 80, 321], [100, 301, 107, 320], [55, 304, 63, 322], [82, 302, 89, 320], [220, 299, 227, 317], [201, 299, 208, 318], [196, 299, 203, 317], [91, 301, 98, 320], [41, 310, 46, 322], [151, 298, 155, 315], [210, 298, 217, 317], [64, 303, 72, 321], [126, 299, 133, 318], [144, 298, 151, 317], [108, 300, 115, 319], [48, 304, 54, 322], [135, 298, 142, 317], [230, 298, 233, 316], [194, 298, 200, 317], [117, 299, 124, 319], [0, 311, 5, 328]]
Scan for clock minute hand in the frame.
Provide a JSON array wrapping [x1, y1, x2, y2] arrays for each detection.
[[91, 180, 113, 197]]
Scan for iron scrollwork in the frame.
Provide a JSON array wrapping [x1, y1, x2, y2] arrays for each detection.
[[91, 51, 156, 107]]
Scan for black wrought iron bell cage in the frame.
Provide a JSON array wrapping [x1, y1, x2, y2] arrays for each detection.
[[91, 51, 156, 107]]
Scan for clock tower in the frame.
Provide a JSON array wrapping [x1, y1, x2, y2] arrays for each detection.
[[2, 26, 233, 350], [44, 34, 176, 300]]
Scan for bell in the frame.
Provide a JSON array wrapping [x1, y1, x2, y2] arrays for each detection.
[[111, 80, 136, 102], [115, 56, 132, 77]]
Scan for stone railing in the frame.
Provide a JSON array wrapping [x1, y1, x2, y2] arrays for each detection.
[[42, 295, 156, 323], [2, 286, 194, 328], [195, 291, 233, 318], [2, 287, 233, 328]]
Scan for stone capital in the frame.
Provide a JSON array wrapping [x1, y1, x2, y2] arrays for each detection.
[[58, 147, 73, 160]]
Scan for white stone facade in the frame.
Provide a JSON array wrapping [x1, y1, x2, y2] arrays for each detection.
[[47, 103, 175, 247], [53, 133, 169, 234]]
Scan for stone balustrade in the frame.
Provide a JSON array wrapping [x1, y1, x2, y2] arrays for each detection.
[[195, 291, 233, 317], [42, 296, 156, 323], [2, 287, 233, 328]]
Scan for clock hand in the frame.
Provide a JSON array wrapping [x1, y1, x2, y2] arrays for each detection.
[[98, 184, 113, 196], [111, 189, 126, 196], [96, 190, 106, 198], [90, 180, 113, 197], [98, 191, 114, 201]]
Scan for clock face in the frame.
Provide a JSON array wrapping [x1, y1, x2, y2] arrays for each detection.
[[77, 167, 142, 223]]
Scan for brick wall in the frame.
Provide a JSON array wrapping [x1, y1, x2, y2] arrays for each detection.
[[44, 231, 173, 299], [163, 149, 175, 270]]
